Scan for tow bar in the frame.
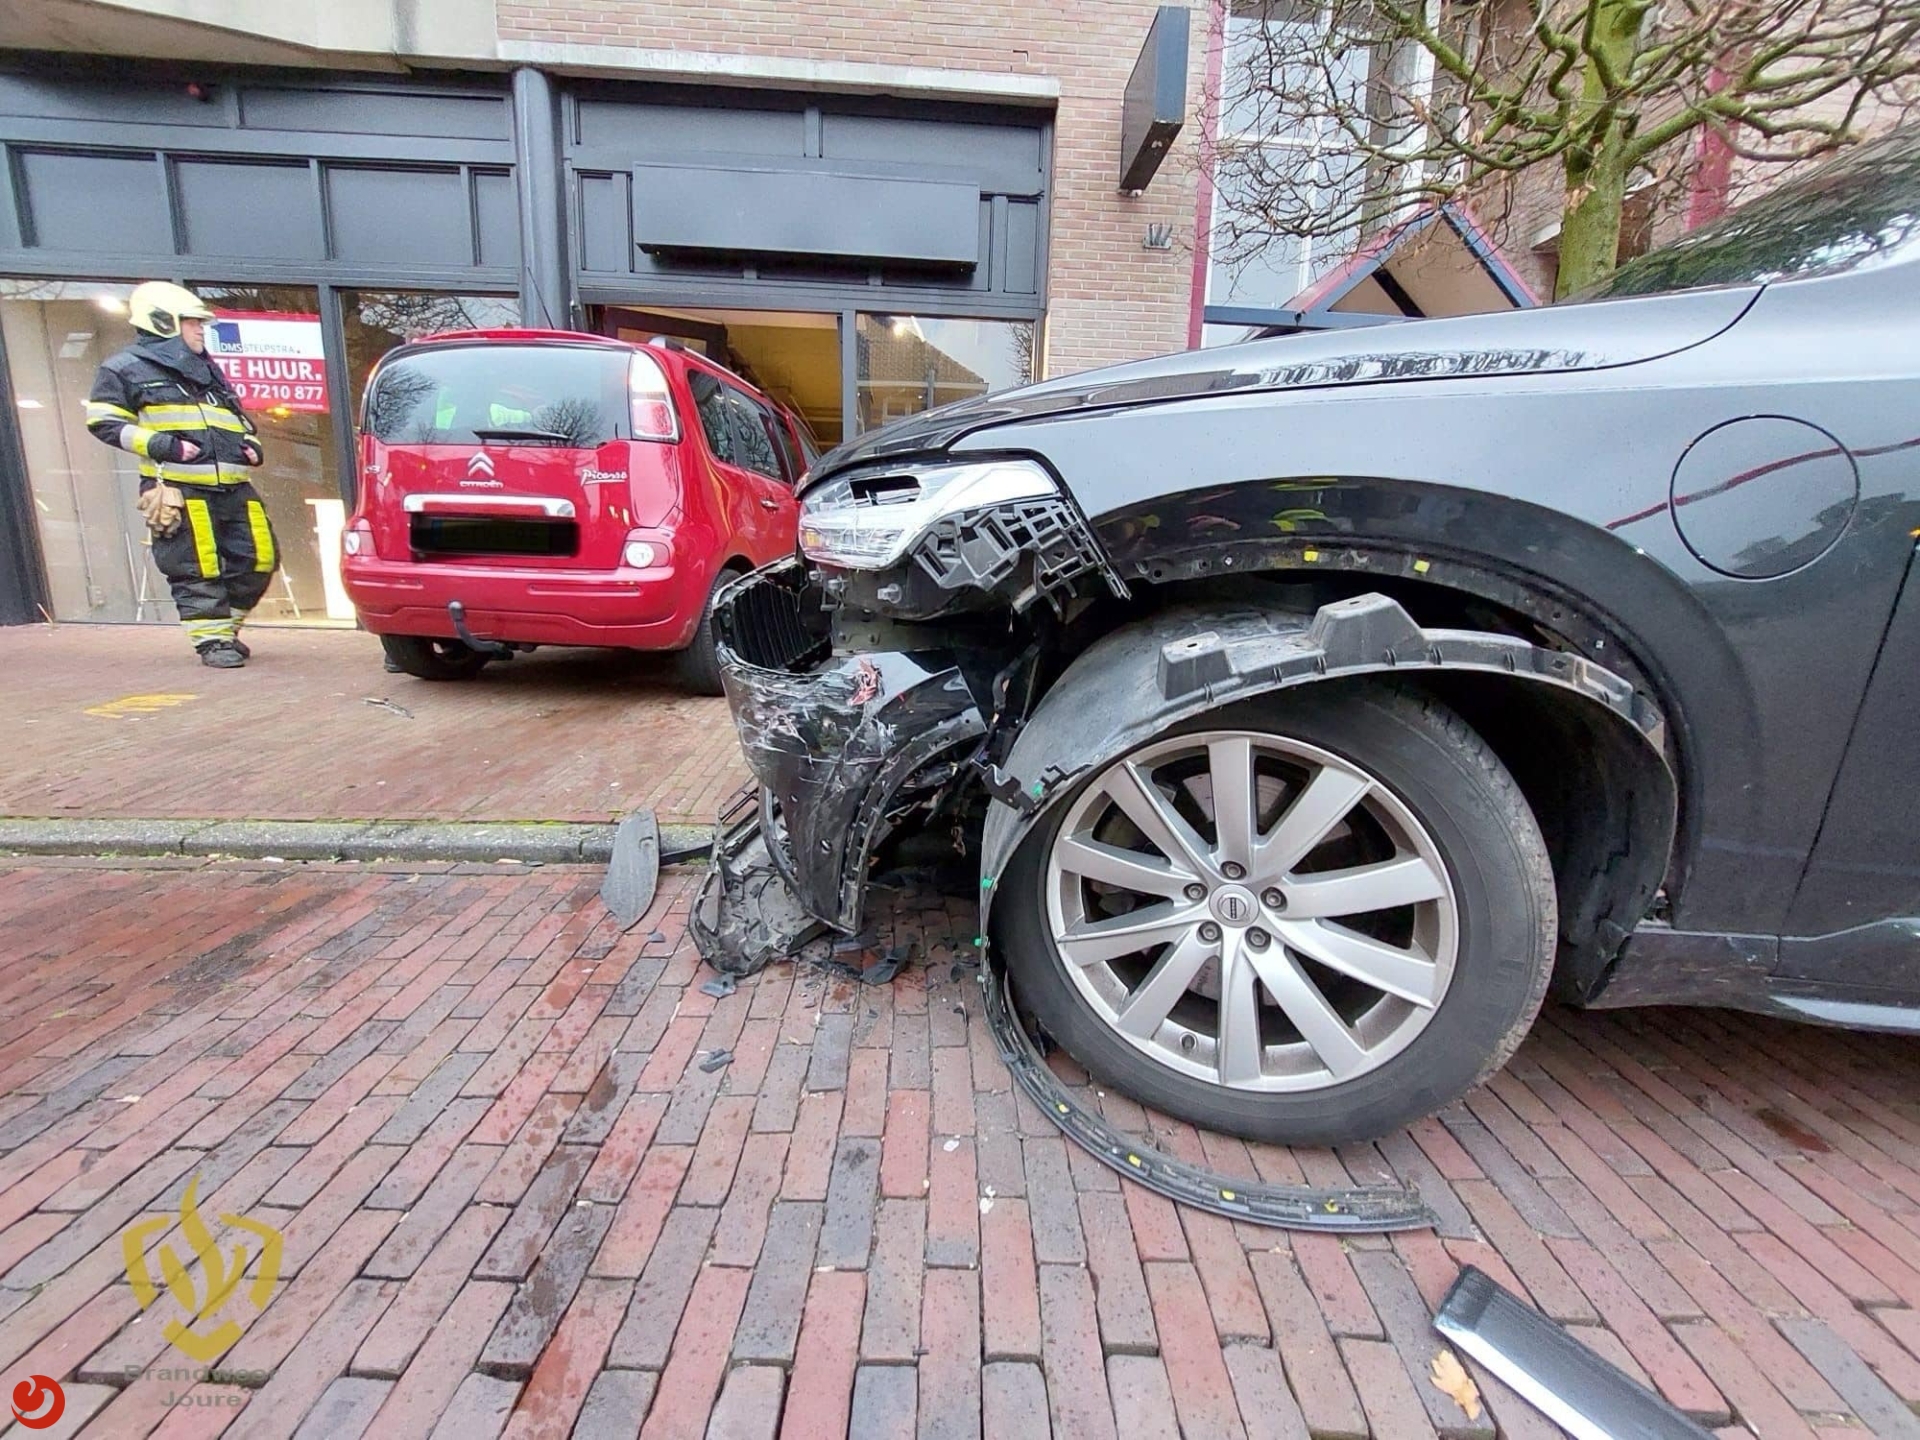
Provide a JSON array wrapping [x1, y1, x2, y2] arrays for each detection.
[[447, 600, 515, 659]]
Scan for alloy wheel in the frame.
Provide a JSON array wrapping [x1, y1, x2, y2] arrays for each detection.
[[1043, 729, 1459, 1093]]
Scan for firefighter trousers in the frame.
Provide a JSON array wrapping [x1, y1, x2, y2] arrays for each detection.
[[148, 481, 280, 649]]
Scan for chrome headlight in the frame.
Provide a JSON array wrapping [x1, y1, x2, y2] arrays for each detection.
[[798, 459, 1058, 570]]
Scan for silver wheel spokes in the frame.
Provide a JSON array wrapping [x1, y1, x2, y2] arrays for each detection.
[[1047, 732, 1457, 1093]]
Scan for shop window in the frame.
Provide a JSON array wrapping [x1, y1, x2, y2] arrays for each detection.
[[189, 284, 344, 623], [854, 315, 1034, 434], [341, 291, 521, 414], [1, 280, 145, 621]]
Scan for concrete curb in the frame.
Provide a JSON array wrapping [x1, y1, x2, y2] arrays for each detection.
[[0, 816, 712, 866]]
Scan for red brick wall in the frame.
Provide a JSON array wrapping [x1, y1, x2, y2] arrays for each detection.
[[495, 0, 1207, 376]]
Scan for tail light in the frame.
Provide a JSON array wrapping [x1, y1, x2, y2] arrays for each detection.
[[629, 351, 679, 443], [342, 516, 373, 556], [623, 531, 673, 569]]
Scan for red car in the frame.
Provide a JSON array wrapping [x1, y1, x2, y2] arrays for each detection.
[[342, 329, 807, 691]]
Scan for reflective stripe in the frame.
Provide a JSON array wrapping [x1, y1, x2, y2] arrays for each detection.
[[142, 413, 248, 433], [246, 501, 275, 572], [125, 428, 157, 458], [142, 403, 214, 422], [142, 459, 221, 480], [87, 400, 136, 422], [184, 498, 219, 578], [138, 461, 248, 485], [183, 619, 237, 646]]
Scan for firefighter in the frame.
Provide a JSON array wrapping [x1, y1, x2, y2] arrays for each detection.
[[85, 283, 275, 668]]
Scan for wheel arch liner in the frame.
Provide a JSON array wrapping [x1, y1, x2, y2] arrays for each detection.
[[978, 593, 1675, 959], [979, 966, 1436, 1231]]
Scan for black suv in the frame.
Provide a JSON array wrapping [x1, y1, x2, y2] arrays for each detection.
[[704, 128, 1920, 1146]]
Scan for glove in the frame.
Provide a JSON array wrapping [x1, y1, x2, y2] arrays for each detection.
[[240, 439, 264, 466], [136, 483, 185, 538]]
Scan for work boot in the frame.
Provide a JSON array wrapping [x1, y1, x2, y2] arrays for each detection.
[[197, 640, 246, 669], [231, 636, 251, 659]]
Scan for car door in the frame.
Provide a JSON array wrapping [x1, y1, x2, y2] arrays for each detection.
[[1779, 546, 1920, 970], [719, 382, 799, 564]]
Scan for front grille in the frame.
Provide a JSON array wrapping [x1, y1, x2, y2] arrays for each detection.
[[410, 515, 578, 558], [724, 570, 826, 670]]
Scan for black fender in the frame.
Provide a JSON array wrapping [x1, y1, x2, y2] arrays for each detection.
[[978, 593, 1676, 992]]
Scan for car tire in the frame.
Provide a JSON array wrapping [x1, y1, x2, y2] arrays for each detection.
[[994, 682, 1556, 1146], [379, 634, 490, 682], [678, 570, 738, 697]]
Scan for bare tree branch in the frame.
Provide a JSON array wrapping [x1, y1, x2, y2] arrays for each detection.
[[1204, 0, 1920, 298]]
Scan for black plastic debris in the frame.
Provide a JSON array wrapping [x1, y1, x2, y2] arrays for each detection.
[[698, 1048, 734, 1074], [699, 975, 737, 999], [858, 948, 908, 986], [690, 790, 825, 977], [599, 808, 660, 931]]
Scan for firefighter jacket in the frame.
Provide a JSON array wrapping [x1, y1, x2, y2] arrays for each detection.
[[85, 334, 264, 487]]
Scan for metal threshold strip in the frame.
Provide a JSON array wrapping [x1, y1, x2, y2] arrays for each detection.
[[1435, 1266, 1716, 1439]]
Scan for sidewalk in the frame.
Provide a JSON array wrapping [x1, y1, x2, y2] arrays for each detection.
[[6, 854, 1920, 1437], [0, 624, 750, 828]]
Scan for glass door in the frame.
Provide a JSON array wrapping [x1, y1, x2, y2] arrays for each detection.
[[1, 280, 146, 621]]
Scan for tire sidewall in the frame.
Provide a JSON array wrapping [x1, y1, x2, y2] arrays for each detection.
[[379, 634, 488, 681], [995, 682, 1556, 1146], [678, 569, 736, 696]]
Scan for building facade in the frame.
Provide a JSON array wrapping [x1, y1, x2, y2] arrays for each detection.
[[0, 0, 1211, 627]]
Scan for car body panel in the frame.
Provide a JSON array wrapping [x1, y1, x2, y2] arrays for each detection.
[[806, 284, 1757, 479]]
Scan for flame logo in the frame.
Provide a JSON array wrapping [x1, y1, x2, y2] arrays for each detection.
[[10, 1375, 64, 1430], [121, 1176, 282, 1362]]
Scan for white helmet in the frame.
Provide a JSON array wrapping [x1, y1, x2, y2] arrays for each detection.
[[128, 281, 214, 339]]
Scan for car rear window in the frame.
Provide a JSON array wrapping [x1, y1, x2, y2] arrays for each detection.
[[364, 343, 630, 447]]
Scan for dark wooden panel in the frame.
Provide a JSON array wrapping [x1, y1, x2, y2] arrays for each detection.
[[632, 164, 979, 267], [176, 159, 321, 260]]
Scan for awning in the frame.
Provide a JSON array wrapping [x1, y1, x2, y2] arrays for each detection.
[[1205, 202, 1540, 338]]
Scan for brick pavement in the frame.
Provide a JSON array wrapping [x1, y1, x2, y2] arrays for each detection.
[[5, 854, 1920, 1437], [0, 625, 748, 826]]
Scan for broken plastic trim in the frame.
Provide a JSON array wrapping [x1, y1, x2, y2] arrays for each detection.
[[1435, 1266, 1715, 1439], [689, 788, 825, 977], [910, 495, 1129, 615], [979, 966, 1436, 1232]]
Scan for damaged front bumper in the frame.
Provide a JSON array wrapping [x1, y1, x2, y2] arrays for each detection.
[[702, 560, 987, 959]]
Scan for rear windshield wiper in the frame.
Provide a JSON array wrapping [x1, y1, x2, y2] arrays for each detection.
[[468, 426, 577, 446]]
